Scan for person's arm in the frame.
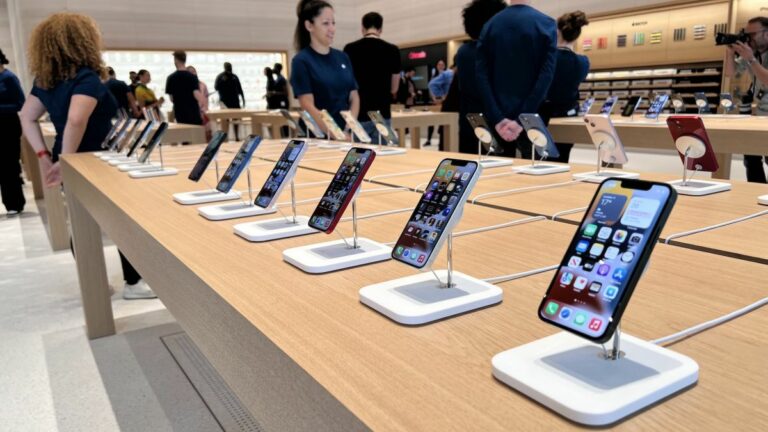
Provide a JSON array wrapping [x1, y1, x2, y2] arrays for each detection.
[[475, 24, 504, 126], [428, 75, 443, 101], [520, 20, 558, 114], [732, 41, 768, 85], [725, 45, 738, 79], [237, 77, 245, 107], [391, 74, 400, 100], [349, 89, 360, 119], [126, 91, 141, 117], [19, 94, 49, 155], [44, 95, 97, 186], [390, 46, 402, 99]]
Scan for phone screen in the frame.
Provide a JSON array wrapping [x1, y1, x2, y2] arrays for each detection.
[[117, 119, 144, 153], [645, 94, 669, 119], [215, 135, 262, 193], [539, 179, 674, 342], [621, 97, 641, 117], [719, 93, 733, 109], [341, 111, 372, 143], [300, 111, 326, 139], [392, 159, 479, 269], [109, 118, 135, 150], [466, 113, 496, 151], [309, 148, 374, 232], [254, 140, 306, 208], [125, 121, 154, 157], [319, 110, 347, 140], [102, 113, 126, 148], [188, 131, 228, 182], [600, 97, 618, 115], [579, 98, 595, 116], [137, 122, 168, 163], [367, 111, 399, 145]]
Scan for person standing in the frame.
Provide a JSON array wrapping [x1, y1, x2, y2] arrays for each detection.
[[725, 16, 768, 183], [0, 48, 26, 215], [214, 62, 246, 109], [343, 12, 401, 143], [537, 11, 590, 163], [105, 66, 140, 118], [476, 0, 557, 157], [264, 66, 278, 108], [19, 12, 154, 299], [397, 68, 417, 107], [134, 69, 164, 116], [165, 50, 205, 125], [290, 0, 359, 134], [272, 63, 289, 109], [425, 62, 454, 146], [128, 71, 139, 96], [188, 65, 211, 140]]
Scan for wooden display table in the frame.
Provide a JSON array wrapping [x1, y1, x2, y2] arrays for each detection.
[[206, 108, 262, 136]]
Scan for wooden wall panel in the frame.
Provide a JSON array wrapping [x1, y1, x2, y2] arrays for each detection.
[[735, 0, 768, 28]]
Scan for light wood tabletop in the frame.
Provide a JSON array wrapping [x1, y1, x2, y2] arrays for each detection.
[[60, 148, 768, 430]]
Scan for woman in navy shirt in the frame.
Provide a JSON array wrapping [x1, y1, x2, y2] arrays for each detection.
[[0, 48, 26, 215], [19, 12, 155, 300], [291, 0, 359, 134]]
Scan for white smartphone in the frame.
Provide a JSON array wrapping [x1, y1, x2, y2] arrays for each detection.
[[254, 140, 309, 208], [583, 115, 629, 165], [319, 110, 347, 140], [600, 96, 619, 116], [299, 111, 326, 139], [341, 110, 372, 143]]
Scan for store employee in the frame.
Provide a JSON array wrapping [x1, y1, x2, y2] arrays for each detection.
[[291, 0, 359, 133], [725, 16, 768, 184]]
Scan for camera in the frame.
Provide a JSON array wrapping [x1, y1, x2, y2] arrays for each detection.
[[715, 29, 750, 46]]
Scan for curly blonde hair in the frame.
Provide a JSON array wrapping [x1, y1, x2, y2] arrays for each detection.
[[28, 12, 106, 89]]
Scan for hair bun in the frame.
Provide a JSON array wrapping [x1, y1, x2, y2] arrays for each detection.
[[567, 11, 588, 28]]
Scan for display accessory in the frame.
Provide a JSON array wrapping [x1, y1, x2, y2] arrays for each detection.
[[573, 115, 640, 183], [670, 95, 685, 113], [760, 195, 768, 205], [365, 110, 407, 156], [693, 92, 709, 115], [664, 116, 732, 195], [514, 114, 569, 175], [466, 113, 514, 168], [126, 122, 179, 178], [599, 96, 618, 116], [173, 131, 242, 204], [719, 93, 734, 114]]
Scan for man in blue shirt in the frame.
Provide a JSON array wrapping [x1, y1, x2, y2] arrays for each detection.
[[476, 0, 557, 156], [428, 66, 455, 101], [0, 49, 26, 214]]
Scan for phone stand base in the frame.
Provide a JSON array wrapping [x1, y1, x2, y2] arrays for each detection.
[[318, 142, 345, 149], [173, 189, 241, 205], [668, 179, 731, 196], [234, 216, 317, 242], [128, 167, 178, 178], [359, 271, 502, 325], [492, 332, 698, 426], [108, 156, 139, 165], [93, 151, 116, 158], [478, 158, 514, 169], [759, 194, 768, 205], [283, 237, 391, 274], [573, 170, 639, 183], [373, 147, 406, 156], [513, 164, 570, 176], [198, 203, 277, 221], [118, 161, 160, 171]]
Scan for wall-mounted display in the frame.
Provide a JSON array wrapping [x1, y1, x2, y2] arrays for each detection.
[[650, 31, 662, 45], [714, 23, 728, 36], [617, 35, 627, 48], [583, 38, 593, 51], [634, 33, 645, 46], [598, 37, 609, 50], [674, 28, 686, 42], [693, 25, 707, 40]]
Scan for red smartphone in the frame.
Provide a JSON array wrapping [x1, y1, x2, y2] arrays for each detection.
[[666, 116, 719, 172], [309, 147, 376, 233]]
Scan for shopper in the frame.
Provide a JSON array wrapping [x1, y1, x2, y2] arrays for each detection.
[[455, 0, 506, 154], [425, 62, 454, 146], [291, 0, 359, 133], [18, 12, 155, 299], [344, 11, 401, 143], [165, 50, 204, 125], [725, 16, 768, 183], [215, 62, 246, 109], [272, 63, 289, 109], [187, 65, 211, 140], [128, 70, 139, 95], [476, 0, 557, 157], [105, 66, 140, 117], [264, 66, 278, 108], [134, 69, 164, 116], [0, 48, 26, 216], [397, 67, 417, 107], [538, 11, 590, 163]]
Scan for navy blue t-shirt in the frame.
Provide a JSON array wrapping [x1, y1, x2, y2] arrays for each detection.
[[545, 48, 590, 108], [31, 68, 117, 161], [0, 69, 25, 114], [105, 78, 131, 113], [290, 46, 358, 127]]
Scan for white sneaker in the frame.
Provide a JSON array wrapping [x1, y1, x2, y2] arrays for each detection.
[[122, 279, 158, 300]]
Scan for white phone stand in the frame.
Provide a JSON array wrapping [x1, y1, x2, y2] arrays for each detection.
[[473, 127, 513, 169], [492, 327, 698, 426], [759, 194, 768, 205], [573, 134, 639, 183], [513, 130, 569, 175], [667, 136, 731, 196], [103, 154, 133, 163], [360, 232, 502, 325], [198, 169, 276, 220], [282, 192, 391, 273], [118, 161, 159, 171], [127, 142, 178, 178], [173, 159, 241, 205], [234, 180, 317, 241], [371, 124, 406, 156]]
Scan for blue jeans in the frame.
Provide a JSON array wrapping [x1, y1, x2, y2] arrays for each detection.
[[359, 119, 393, 145]]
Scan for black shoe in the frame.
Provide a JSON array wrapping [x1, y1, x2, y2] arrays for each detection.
[[424, 141, 432, 147]]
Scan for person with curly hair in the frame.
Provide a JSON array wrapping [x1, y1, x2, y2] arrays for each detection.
[[19, 12, 156, 300], [0, 48, 26, 215]]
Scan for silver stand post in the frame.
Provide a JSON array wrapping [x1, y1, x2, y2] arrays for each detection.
[[378, 131, 383, 152], [602, 325, 623, 361], [445, 233, 454, 288], [682, 147, 691, 187], [531, 143, 536, 168], [478, 139, 483, 163], [351, 199, 359, 249], [214, 158, 220, 183], [596, 142, 604, 175], [290, 179, 297, 224], [246, 168, 254, 207], [158, 143, 165, 170]]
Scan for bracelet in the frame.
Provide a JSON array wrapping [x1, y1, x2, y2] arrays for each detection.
[[747, 57, 758, 66], [36, 149, 51, 159]]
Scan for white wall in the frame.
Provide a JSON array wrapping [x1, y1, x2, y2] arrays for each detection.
[[0, 1, 18, 81]]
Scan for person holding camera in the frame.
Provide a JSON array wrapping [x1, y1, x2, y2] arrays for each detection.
[[724, 17, 768, 183]]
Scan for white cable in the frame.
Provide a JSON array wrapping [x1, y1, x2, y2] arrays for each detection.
[[275, 186, 409, 208], [340, 207, 412, 222], [651, 297, 768, 345], [453, 216, 546, 238], [368, 168, 434, 183], [664, 210, 768, 244], [483, 264, 560, 284], [552, 206, 588, 221], [471, 179, 582, 204]]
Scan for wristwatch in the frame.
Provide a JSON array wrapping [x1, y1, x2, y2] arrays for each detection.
[[747, 57, 759, 66], [36, 149, 51, 159]]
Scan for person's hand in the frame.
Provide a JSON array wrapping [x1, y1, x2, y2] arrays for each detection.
[[45, 161, 62, 188], [495, 118, 523, 142], [38, 155, 53, 182], [732, 41, 756, 61]]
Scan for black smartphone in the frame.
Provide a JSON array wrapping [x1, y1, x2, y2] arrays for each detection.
[[466, 113, 499, 153], [254, 140, 308, 208], [621, 96, 642, 117], [107, 118, 136, 151], [188, 131, 228, 182], [308, 148, 376, 233], [538, 178, 677, 343], [101, 109, 127, 149], [124, 120, 153, 157], [117, 118, 145, 153], [215, 135, 263, 194], [137, 122, 169, 164]]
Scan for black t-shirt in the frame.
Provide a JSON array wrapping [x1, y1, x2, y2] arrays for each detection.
[[215, 72, 244, 109], [105, 78, 130, 112], [165, 70, 202, 124], [343, 37, 401, 120]]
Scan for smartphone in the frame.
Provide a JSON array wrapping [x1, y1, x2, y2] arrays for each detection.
[[670, 95, 685, 112], [518, 113, 560, 159], [666, 116, 720, 172], [279, 109, 300, 134], [583, 115, 628, 165], [578, 98, 596, 116], [299, 110, 326, 139], [693, 92, 708, 111], [719, 93, 734, 111], [341, 110, 372, 143], [392, 159, 482, 269], [621, 96, 642, 117], [644, 94, 669, 119], [125, 120, 155, 157], [466, 113, 499, 153], [308, 148, 376, 233], [188, 131, 228, 182], [101, 109, 127, 149], [107, 118, 135, 151], [367, 111, 399, 145], [319, 109, 347, 140], [538, 178, 677, 343], [599, 96, 619, 116], [119, 118, 145, 153], [137, 122, 169, 164], [215, 135, 263, 194], [254, 140, 309, 208]]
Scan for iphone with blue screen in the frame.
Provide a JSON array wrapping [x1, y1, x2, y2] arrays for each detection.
[[215, 135, 262, 194], [538, 179, 676, 343]]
